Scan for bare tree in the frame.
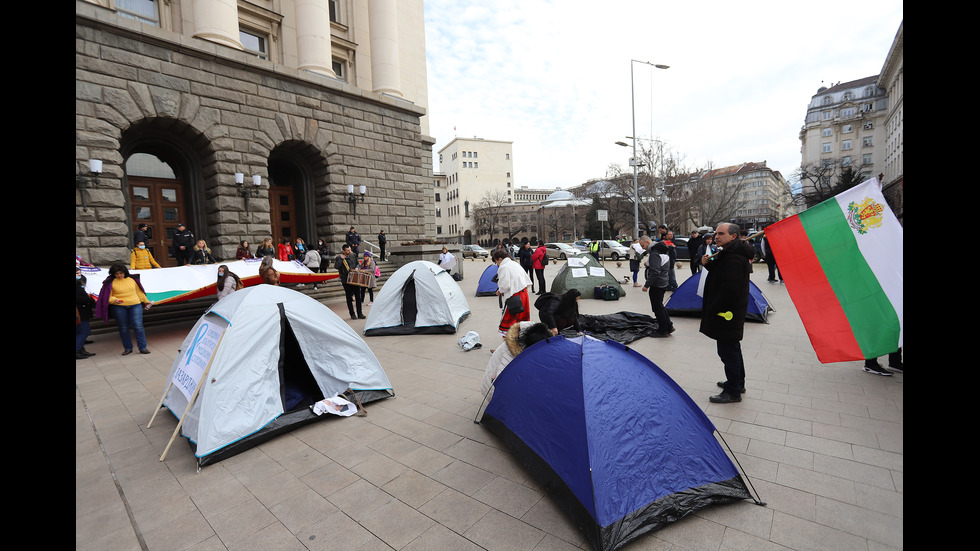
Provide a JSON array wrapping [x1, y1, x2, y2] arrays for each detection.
[[795, 160, 866, 209], [670, 162, 748, 228], [471, 189, 509, 245]]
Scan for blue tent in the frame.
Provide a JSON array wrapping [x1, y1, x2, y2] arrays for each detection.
[[480, 336, 753, 551], [476, 264, 498, 296], [665, 272, 773, 322]]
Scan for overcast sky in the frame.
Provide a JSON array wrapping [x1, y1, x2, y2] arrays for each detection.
[[423, 0, 903, 190]]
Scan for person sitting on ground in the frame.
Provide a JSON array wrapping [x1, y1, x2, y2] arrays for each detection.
[[130, 241, 161, 269], [479, 321, 552, 403], [534, 288, 582, 336]]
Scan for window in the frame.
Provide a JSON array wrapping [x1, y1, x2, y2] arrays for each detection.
[[822, 95, 833, 105], [842, 156, 851, 167], [822, 111, 832, 120], [840, 107, 856, 117], [329, 0, 340, 23], [822, 128, 832, 137], [863, 136, 874, 147], [862, 154, 873, 165], [506, 153, 510, 160], [437, 226, 443, 234], [842, 124, 852, 133], [842, 140, 852, 150], [240, 29, 268, 59], [822, 143, 832, 153], [435, 193, 441, 202], [117, 0, 159, 25], [332, 59, 346, 81]]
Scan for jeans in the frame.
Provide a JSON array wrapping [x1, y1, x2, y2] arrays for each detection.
[[76, 319, 91, 351], [112, 304, 147, 351]]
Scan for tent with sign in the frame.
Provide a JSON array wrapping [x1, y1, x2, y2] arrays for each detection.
[[476, 264, 499, 296], [479, 335, 759, 551], [665, 272, 773, 322], [149, 285, 393, 467], [363, 260, 470, 336], [550, 255, 626, 299]]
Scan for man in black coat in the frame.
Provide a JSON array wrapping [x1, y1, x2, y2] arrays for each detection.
[[687, 230, 705, 275], [334, 244, 364, 320], [172, 223, 195, 266], [377, 230, 387, 261], [345, 226, 362, 256], [700, 223, 755, 403]]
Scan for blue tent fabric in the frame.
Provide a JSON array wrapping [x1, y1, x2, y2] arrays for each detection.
[[665, 272, 773, 322], [476, 264, 498, 296], [481, 336, 751, 551]]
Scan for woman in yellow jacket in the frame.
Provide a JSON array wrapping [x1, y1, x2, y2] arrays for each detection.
[[95, 264, 155, 355], [130, 241, 161, 269]]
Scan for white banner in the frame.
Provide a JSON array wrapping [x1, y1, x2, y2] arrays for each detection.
[[172, 321, 224, 400]]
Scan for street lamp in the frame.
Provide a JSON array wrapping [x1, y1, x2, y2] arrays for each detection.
[[626, 59, 668, 239]]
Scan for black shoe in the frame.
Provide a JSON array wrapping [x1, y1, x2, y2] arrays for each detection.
[[650, 332, 669, 338], [351, 315, 358, 320], [357, 314, 366, 319], [140, 349, 151, 354], [717, 381, 746, 393], [709, 392, 741, 404], [887, 362, 903, 373], [122, 350, 132, 356], [76, 351, 88, 360], [80, 348, 96, 357], [862, 363, 892, 376]]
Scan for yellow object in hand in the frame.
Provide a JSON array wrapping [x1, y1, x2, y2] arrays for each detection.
[[717, 311, 733, 321]]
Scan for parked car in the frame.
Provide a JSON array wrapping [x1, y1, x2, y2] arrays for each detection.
[[594, 240, 630, 261], [668, 236, 690, 261], [572, 239, 591, 252], [461, 244, 489, 258], [544, 242, 585, 260]]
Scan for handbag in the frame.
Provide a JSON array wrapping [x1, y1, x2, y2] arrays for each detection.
[[504, 294, 524, 315]]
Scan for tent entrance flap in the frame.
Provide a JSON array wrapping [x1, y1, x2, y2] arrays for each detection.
[[278, 303, 325, 412], [402, 274, 418, 327]]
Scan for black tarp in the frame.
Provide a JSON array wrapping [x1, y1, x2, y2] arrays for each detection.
[[560, 312, 663, 344]]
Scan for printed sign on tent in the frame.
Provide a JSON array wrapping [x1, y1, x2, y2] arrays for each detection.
[[171, 321, 224, 400]]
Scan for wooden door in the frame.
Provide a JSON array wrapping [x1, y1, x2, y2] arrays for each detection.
[[269, 185, 297, 243], [129, 176, 186, 267]]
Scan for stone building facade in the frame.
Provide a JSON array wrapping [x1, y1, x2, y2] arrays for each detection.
[[75, 0, 433, 266]]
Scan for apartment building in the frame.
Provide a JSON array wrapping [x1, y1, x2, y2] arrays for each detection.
[[436, 137, 514, 244]]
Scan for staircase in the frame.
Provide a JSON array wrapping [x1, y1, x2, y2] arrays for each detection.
[[88, 258, 401, 335]]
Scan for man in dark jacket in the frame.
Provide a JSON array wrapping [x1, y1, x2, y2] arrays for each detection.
[[335, 244, 364, 320], [345, 226, 362, 256], [640, 237, 673, 337], [687, 230, 705, 275], [172, 223, 195, 266], [377, 230, 387, 261], [700, 223, 755, 403]]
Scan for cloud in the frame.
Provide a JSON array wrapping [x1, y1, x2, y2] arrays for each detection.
[[424, 0, 903, 188]]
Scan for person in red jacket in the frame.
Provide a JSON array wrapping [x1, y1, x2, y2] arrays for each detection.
[[277, 238, 295, 261], [530, 240, 548, 295]]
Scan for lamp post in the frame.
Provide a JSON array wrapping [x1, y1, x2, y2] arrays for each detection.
[[627, 59, 668, 239]]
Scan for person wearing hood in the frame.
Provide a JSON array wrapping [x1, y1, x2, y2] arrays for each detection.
[[534, 289, 582, 336], [640, 237, 673, 338], [479, 321, 552, 405], [700, 222, 756, 403]]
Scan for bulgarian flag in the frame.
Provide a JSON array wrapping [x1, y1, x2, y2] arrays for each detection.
[[765, 178, 902, 363]]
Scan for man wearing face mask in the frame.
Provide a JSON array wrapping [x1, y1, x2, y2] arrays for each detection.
[[130, 241, 161, 269]]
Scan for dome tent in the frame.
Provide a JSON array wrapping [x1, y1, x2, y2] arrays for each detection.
[[476, 263, 499, 296], [363, 260, 470, 335], [479, 335, 757, 551], [665, 271, 773, 322], [550, 254, 626, 299], [154, 285, 392, 467]]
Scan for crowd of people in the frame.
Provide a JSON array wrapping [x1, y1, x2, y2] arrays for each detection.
[[78, 221, 902, 398]]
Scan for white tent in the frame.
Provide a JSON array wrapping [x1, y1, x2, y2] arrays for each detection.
[[364, 260, 470, 336], [154, 285, 393, 466]]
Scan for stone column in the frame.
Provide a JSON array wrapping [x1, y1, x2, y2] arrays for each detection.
[[368, 0, 401, 97], [296, 0, 337, 78], [192, 0, 244, 50]]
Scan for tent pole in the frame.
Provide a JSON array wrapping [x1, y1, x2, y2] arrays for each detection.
[[158, 332, 226, 462], [147, 381, 174, 428], [715, 430, 767, 507], [473, 387, 493, 424], [345, 388, 368, 416]]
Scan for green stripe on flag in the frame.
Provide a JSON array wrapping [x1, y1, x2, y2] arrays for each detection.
[[800, 199, 901, 358]]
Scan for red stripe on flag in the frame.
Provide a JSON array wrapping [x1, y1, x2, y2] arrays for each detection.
[[765, 217, 863, 362]]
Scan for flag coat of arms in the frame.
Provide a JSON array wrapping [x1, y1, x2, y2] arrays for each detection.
[[764, 178, 902, 363]]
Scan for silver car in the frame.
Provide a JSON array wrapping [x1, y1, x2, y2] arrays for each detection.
[[544, 242, 585, 260]]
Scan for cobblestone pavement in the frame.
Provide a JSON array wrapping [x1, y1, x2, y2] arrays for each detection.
[[77, 258, 902, 550]]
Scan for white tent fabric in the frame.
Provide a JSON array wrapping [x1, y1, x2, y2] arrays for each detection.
[[364, 260, 470, 335], [161, 285, 391, 463]]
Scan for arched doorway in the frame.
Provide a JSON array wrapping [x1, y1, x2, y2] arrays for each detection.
[[126, 152, 188, 267], [268, 142, 323, 245]]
